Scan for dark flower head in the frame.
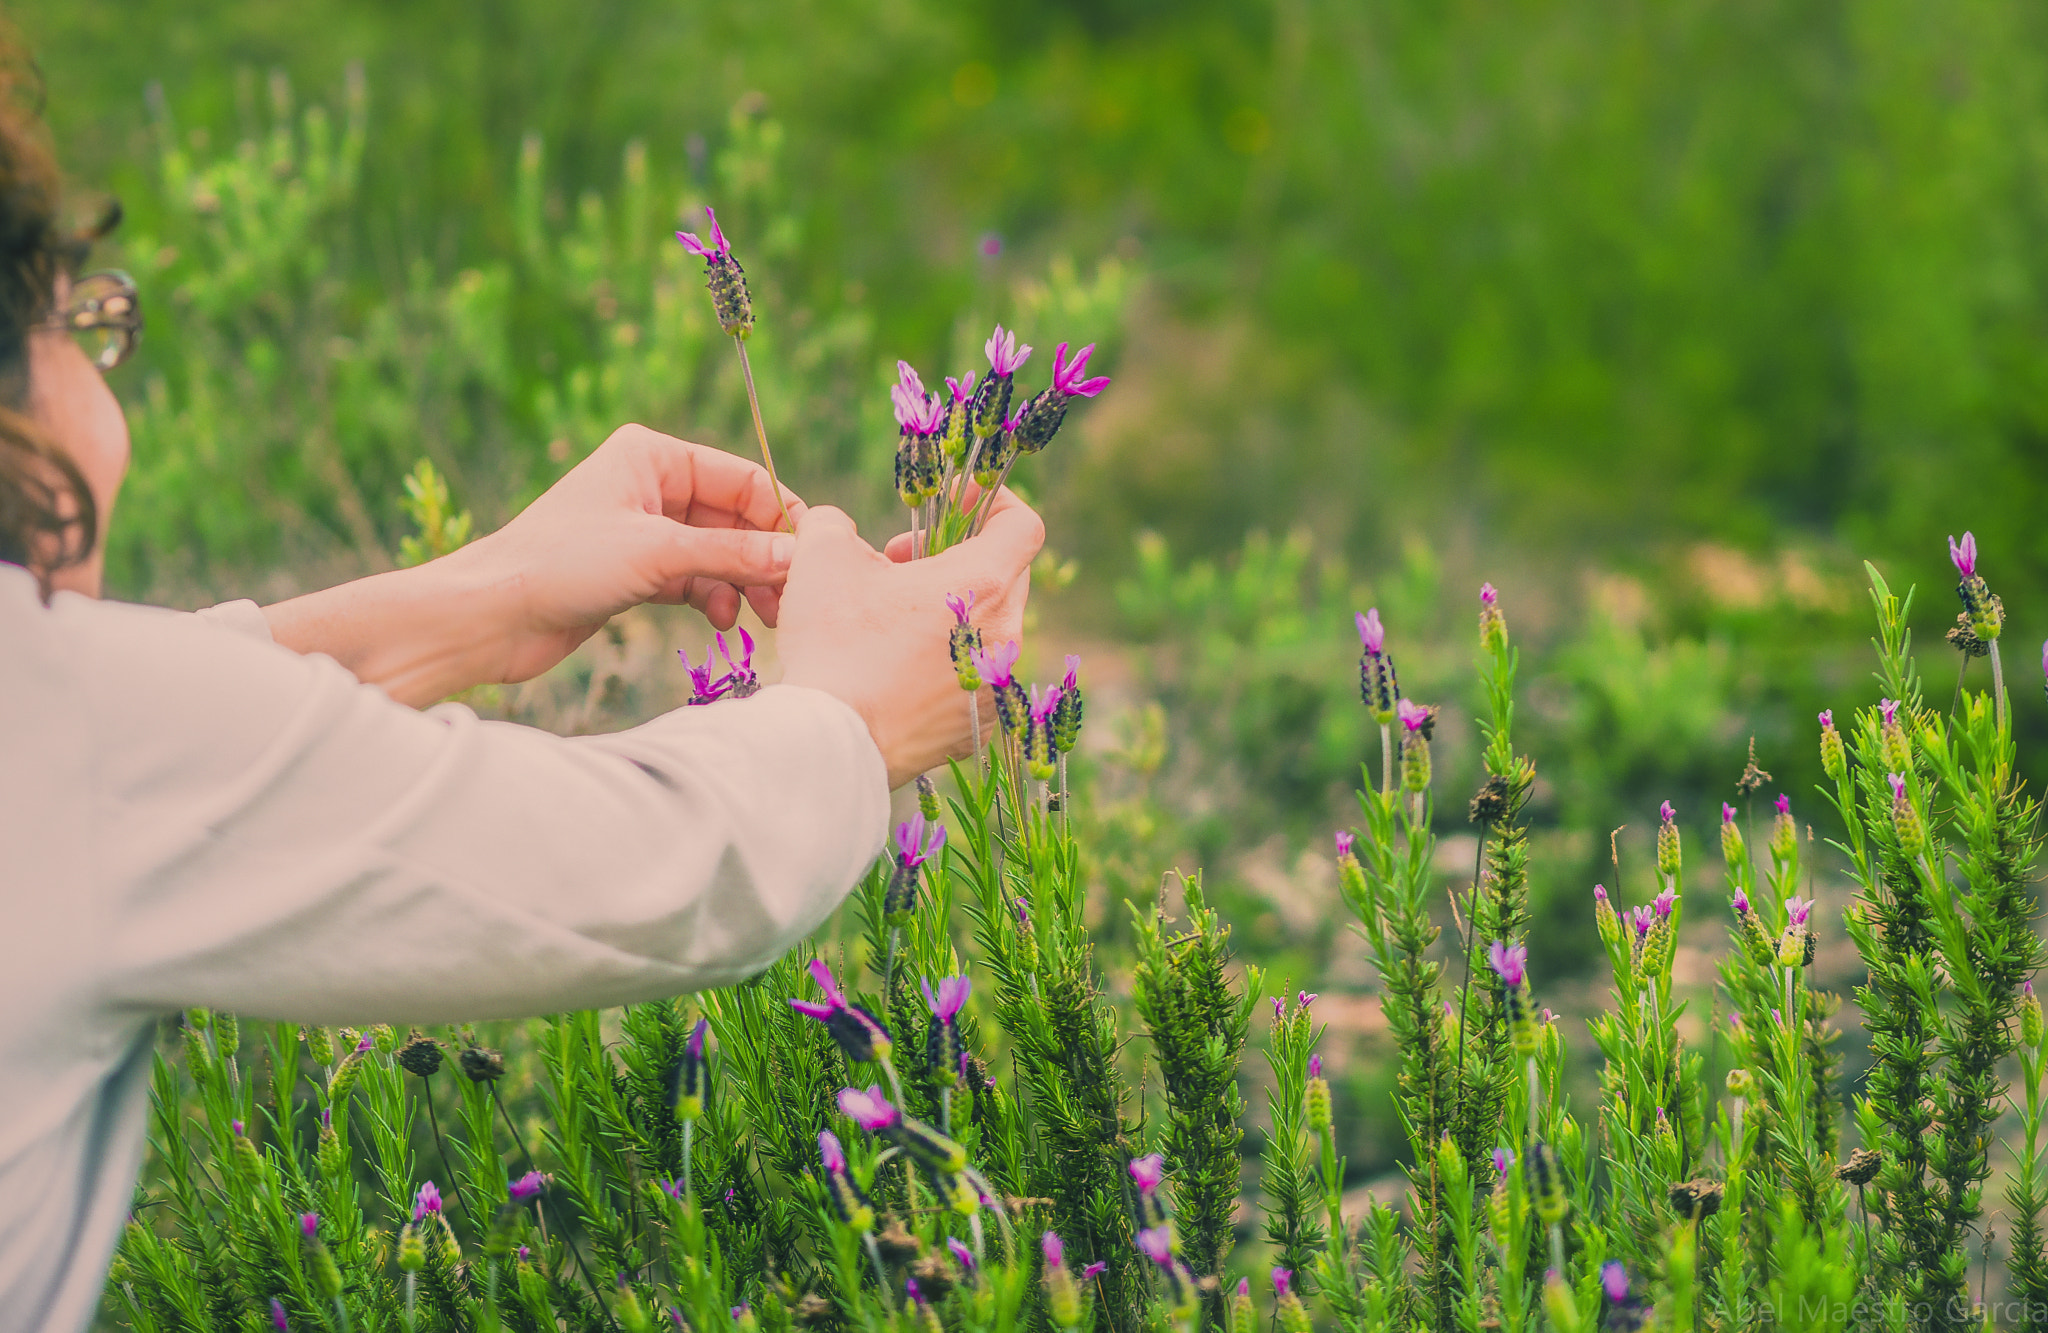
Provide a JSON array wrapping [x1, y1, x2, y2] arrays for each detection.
[[895, 813, 946, 868], [790, 959, 895, 1062], [1950, 531, 1977, 578], [985, 325, 1033, 376], [676, 208, 732, 259], [837, 1084, 900, 1131], [1049, 342, 1111, 398], [1488, 940, 1528, 987], [921, 975, 972, 1021], [510, 1171, 546, 1203], [1356, 608, 1385, 656]]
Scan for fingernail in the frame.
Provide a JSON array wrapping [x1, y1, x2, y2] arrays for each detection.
[[771, 535, 795, 567]]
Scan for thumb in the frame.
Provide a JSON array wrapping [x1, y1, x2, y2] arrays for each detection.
[[657, 522, 797, 589], [793, 505, 871, 560]]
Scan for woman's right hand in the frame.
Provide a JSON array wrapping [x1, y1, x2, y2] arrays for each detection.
[[776, 489, 1043, 789]]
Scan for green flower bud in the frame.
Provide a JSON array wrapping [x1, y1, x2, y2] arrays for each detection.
[[1401, 731, 1431, 793], [369, 1024, 397, 1055], [1531, 1141, 1568, 1226], [1478, 585, 1509, 653], [180, 1022, 211, 1079], [327, 1050, 367, 1104], [306, 1026, 334, 1066], [185, 1007, 211, 1032], [1770, 811, 1797, 863], [1228, 1278, 1256, 1333], [213, 1012, 239, 1059], [309, 1241, 345, 1300], [916, 775, 941, 822], [1726, 1067, 1754, 1097], [1777, 926, 1808, 970], [1656, 810, 1682, 879], [1279, 1292, 1314, 1333], [2023, 983, 2043, 1049], [1306, 1075, 1332, 1135], [1819, 714, 1847, 783], [1720, 818, 1745, 871]]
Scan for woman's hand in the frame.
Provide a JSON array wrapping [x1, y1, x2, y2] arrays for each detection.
[[778, 487, 1044, 789], [263, 426, 799, 706]]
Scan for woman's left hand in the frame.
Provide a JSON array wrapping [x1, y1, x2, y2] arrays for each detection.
[[263, 425, 801, 705]]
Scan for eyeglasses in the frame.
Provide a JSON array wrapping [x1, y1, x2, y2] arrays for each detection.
[[50, 271, 143, 371]]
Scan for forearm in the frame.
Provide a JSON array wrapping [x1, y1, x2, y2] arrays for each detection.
[[261, 553, 515, 707]]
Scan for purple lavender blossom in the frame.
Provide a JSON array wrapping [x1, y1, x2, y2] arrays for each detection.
[[837, 1085, 900, 1131], [1272, 997, 1285, 1020], [1594, 884, 1608, 903], [1029, 683, 1064, 726], [1732, 887, 1750, 914], [1602, 1262, 1629, 1303], [819, 1130, 847, 1173], [716, 627, 759, 698], [676, 208, 732, 259], [271, 1299, 289, 1331], [231, 1120, 245, 1137], [1397, 698, 1430, 733], [896, 813, 946, 869], [1786, 896, 1814, 928], [1272, 1268, 1294, 1299], [947, 591, 975, 624], [1136, 1227, 1174, 1266], [948, 1237, 977, 1271], [1722, 803, 1737, 824], [1298, 990, 1318, 1009], [300, 1212, 319, 1239], [413, 1180, 442, 1221], [1049, 342, 1112, 398], [1042, 1230, 1065, 1267], [1820, 708, 1835, 730], [1654, 888, 1676, 920], [1063, 654, 1081, 692], [510, 1171, 545, 1203], [1335, 830, 1357, 860], [679, 646, 726, 705], [1082, 1261, 1108, 1280], [1881, 698, 1899, 728], [1481, 582, 1498, 606], [1630, 905, 1656, 938], [1309, 1055, 1323, 1079], [1488, 939, 1528, 987], [1775, 793, 1791, 816], [1492, 1147, 1514, 1180], [790, 959, 895, 1063], [1950, 532, 1978, 578], [986, 326, 1033, 376], [947, 372, 977, 405], [970, 639, 1021, 689], [1660, 800, 1676, 824], [1129, 1153, 1166, 1193], [1889, 772, 1908, 802], [1356, 608, 1386, 656], [904, 1278, 926, 1307], [921, 975, 972, 1021]]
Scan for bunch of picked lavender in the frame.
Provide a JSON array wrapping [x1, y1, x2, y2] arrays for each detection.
[[892, 329, 1110, 558]]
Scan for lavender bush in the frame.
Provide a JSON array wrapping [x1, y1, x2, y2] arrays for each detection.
[[105, 205, 2048, 1333]]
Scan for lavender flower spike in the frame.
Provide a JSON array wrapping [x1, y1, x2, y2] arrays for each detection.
[[1481, 582, 1498, 606], [717, 627, 760, 699], [1492, 1148, 1514, 1180], [1335, 830, 1357, 860], [413, 1180, 443, 1221], [895, 813, 946, 869], [271, 1298, 290, 1332], [1272, 1268, 1294, 1299], [1775, 793, 1791, 815], [1129, 1152, 1167, 1193], [1396, 698, 1430, 732], [1653, 888, 1676, 919], [1042, 1230, 1065, 1267], [300, 1212, 319, 1238], [510, 1171, 546, 1202], [1950, 531, 1978, 578], [676, 209, 730, 259], [986, 325, 1033, 376], [1722, 803, 1737, 824], [1487, 939, 1528, 987], [1660, 800, 1676, 824], [1136, 1227, 1174, 1266], [1602, 1262, 1629, 1303], [1786, 895, 1814, 927], [678, 646, 726, 706], [948, 1237, 977, 1271]]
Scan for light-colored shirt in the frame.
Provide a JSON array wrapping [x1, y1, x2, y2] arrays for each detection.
[[0, 562, 889, 1331]]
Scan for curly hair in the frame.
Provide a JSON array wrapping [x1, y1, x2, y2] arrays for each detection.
[[0, 27, 98, 587]]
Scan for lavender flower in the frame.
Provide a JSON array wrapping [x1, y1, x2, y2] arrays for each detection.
[[1481, 582, 1497, 606], [1819, 707, 1847, 781], [679, 646, 727, 706], [271, 1298, 289, 1332], [1660, 800, 1676, 824], [1722, 803, 1737, 824], [837, 1085, 900, 1131], [922, 975, 973, 1085], [1052, 655, 1085, 753], [1732, 887, 1750, 915], [968, 325, 1033, 440], [1396, 698, 1430, 733], [509, 1171, 546, 1203], [1950, 532, 1977, 578], [1025, 683, 1062, 779], [1492, 1147, 1514, 1182], [1487, 940, 1528, 987], [1357, 608, 1386, 655], [885, 814, 947, 925], [1653, 887, 1676, 920], [1602, 1262, 1629, 1303], [791, 959, 895, 1064], [1775, 793, 1791, 815], [1010, 341, 1111, 456], [1298, 990, 1318, 1008], [940, 373, 976, 465], [947, 592, 984, 691], [413, 1180, 442, 1221], [1081, 1262, 1107, 1280], [716, 628, 759, 699], [1042, 1230, 1065, 1267], [1272, 1268, 1293, 1299], [1335, 830, 1357, 860], [1630, 905, 1656, 939], [1129, 1153, 1166, 1193], [675, 207, 753, 338], [1309, 1054, 1323, 1078], [1880, 697, 1899, 728], [300, 1212, 319, 1239], [1786, 896, 1814, 928], [669, 1017, 711, 1122], [1136, 1227, 1174, 1266], [974, 640, 1028, 736], [818, 1130, 877, 1232], [948, 1237, 977, 1272], [1357, 608, 1400, 725]]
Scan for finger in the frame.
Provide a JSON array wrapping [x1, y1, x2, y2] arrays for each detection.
[[883, 530, 914, 563], [701, 582, 742, 630], [743, 583, 782, 627], [655, 522, 798, 590], [615, 426, 804, 533]]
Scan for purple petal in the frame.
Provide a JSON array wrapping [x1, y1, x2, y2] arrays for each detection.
[[1081, 1261, 1107, 1280], [790, 1000, 835, 1020], [676, 231, 714, 258], [819, 1130, 846, 1173], [705, 207, 729, 255], [807, 957, 845, 1005], [1128, 1152, 1166, 1192], [1041, 1229, 1064, 1267]]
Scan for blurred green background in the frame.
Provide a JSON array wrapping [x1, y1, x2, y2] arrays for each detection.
[[28, 0, 2048, 1176]]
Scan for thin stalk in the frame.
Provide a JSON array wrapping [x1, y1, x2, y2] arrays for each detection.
[[1057, 751, 1070, 841], [1380, 722, 1393, 795], [969, 692, 985, 774], [968, 455, 1020, 536], [940, 1086, 953, 1138], [683, 1120, 694, 1200], [1991, 639, 2009, 732], [732, 339, 795, 534], [419, 1078, 470, 1219], [865, 1233, 894, 1306], [1451, 829, 1488, 1128]]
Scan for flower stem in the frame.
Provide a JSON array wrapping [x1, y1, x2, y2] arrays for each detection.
[[683, 1119, 694, 1200], [969, 691, 984, 773], [1380, 723, 1393, 795], [732, 338, 795, 534], [1991, 639, 2009, 732], [420, 1078, 470, 1219]]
